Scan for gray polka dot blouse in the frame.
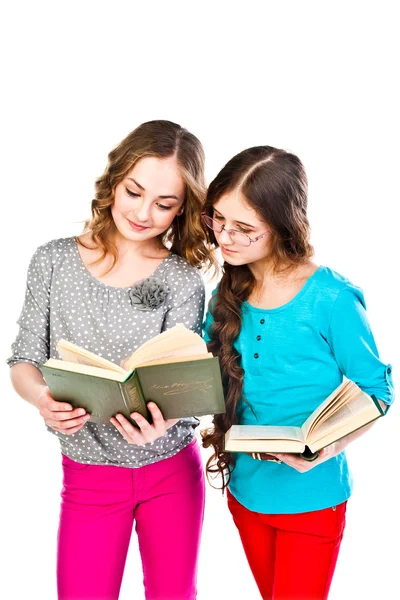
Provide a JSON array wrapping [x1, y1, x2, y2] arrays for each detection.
[[7, 237, 206, 467]]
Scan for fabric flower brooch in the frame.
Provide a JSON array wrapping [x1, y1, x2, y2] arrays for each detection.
[[128, 277, 170, 311]]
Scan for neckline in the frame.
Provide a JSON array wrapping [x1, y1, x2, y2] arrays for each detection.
[[244, 266, 323, 314], [72, 237, 173, 291]]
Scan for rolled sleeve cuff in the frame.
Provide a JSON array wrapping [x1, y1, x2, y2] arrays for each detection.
[[361, 364, 394, 410]]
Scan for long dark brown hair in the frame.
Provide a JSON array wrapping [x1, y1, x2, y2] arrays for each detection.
[[79, 120, 215, 272], [201, 146, 314, 490]]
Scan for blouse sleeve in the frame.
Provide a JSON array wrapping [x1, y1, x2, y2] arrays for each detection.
[[162, 270, 205, 335], [7, 246, 52, 368], [327, 287, 394, 407]]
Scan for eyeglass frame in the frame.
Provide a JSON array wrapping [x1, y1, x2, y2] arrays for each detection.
[[201, 212, 272, 247]]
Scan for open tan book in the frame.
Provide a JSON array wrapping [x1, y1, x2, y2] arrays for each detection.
[[224, 380, 385, 461], [48, 323, 211, 381], [40, 324, 225, 424]]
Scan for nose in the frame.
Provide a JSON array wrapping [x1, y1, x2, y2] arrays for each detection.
[[217, 227, 234, 245], [135, 199, 151, 224]]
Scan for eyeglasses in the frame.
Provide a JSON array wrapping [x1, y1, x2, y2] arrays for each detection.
[[201, 213, 271, 247]]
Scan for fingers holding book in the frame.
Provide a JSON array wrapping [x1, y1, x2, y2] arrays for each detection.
[[269, 443, 339, 473], [110, 402, 179, 445], [120, 357, 130, 370], [38, 387, 91, 435]]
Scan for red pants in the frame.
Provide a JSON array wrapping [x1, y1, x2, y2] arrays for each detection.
[[227, 490, 346, 600]]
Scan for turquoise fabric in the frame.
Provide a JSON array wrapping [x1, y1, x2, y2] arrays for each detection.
[[203, 267, 394, 514]]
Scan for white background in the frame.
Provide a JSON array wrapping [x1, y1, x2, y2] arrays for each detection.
[[1, 1, 399, 599]]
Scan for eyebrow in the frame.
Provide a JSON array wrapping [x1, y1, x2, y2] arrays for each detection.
[[213, 207, 256, 230], [127, 178, 180, 201]]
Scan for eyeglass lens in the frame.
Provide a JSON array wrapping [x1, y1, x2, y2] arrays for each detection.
[[202, 215, 251, 246]]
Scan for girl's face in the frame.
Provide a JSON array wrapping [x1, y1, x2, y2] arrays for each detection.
[[212, 191, 273, 266], [111, 155, 185, 244]]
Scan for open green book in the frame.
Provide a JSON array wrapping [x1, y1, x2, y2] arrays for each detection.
[[40, 325, 225, 424], [224, 380, 385, 460]]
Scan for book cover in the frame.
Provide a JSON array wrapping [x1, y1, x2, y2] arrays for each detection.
[[40, 356, 225, 424], [39, 366, 147, 425], [136, 357, 226, 419]]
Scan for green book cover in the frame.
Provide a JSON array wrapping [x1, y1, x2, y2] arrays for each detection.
[[39, 366, 148, 424], [136, 357, 225, 419], [40, 357, 225, 425]]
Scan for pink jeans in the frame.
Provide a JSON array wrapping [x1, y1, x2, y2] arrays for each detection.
[[57, 439, 205, 600]]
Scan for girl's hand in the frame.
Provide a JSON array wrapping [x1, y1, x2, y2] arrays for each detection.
[[110, 402, 178, 445], [37, 387, 91, 435], [120, 357, 130, 370], [269, 408, 387, 473], [269, 443, 339, 473]]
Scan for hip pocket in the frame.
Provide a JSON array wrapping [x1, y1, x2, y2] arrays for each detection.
[[333, 500, 347, 534], [62, 453, 91, 471]]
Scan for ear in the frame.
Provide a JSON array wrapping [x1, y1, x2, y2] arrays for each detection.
[[177, 205, 184, 216]]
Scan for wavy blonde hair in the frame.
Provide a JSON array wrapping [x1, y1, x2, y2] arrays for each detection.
[[79, 120, 215, 272]]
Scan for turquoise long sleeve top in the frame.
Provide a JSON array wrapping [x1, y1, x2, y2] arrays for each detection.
[[203, 266, 394, 514]]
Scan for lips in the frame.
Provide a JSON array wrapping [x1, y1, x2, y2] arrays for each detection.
[[127, 218, 150, 231], [221, 246, 238, 254]]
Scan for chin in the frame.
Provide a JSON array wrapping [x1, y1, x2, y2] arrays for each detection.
[[219, 251, 246, 266], [224, 257, 247, 267]]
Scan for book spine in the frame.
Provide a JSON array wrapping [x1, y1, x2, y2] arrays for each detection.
[[300, 446, 320, 462], [119, 372, 149, 419]]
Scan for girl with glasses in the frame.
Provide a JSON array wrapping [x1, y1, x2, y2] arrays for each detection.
[[8, 120, 215, 600], [201, 146, 393, 600]]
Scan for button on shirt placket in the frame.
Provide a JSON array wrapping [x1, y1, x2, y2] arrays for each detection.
[[249, 316, 266, 374], [254, 318, 265, 359]]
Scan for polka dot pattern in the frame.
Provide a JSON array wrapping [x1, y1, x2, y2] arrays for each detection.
[[8, 237, 205, 467]]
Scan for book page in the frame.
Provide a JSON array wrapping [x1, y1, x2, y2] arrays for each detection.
[[308, 391, 381, 449], [131, 334, 206, 358], [57, 339, 127, 375], [129, 324, 199, 357], [308, 412, 381, 453], [227, 425, 304, 442], [305, 386, 361, 439], [137, 352, 213, 367], [301, 380, 357, 438], [126, 333, 208, 369], [225, 438, 306, 453], [129, 343, 207, 368], [225, 426, 305, 453], [43, 359, 130, 382]]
